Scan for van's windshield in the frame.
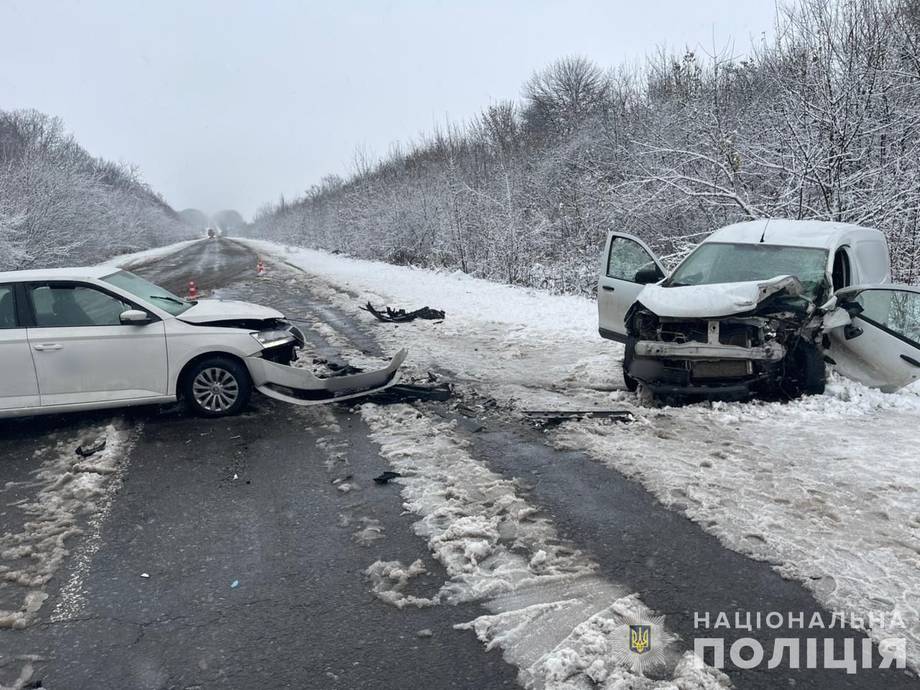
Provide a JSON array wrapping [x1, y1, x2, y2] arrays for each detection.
[[667, 243, 829, 298]]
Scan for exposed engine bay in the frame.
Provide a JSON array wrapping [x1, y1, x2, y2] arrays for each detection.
[[624, 276, 828, 401], [179, 315, 305, 364]]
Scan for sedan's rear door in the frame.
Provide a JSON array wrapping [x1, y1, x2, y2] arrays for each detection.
[[597, 232, 666, 342], [0, 283, 40, 411], [825, 284, 920, 392]]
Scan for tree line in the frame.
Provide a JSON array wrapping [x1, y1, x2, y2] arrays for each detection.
[[0, 108, 191, 271], [245, 0, 920, 295]]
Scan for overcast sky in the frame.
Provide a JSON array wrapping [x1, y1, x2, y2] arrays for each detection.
[[0, 1, 778, 219]]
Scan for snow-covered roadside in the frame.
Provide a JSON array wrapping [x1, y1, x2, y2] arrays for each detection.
[[247, 239, 920, 667], [0, 423, 136, 629], [360, 403, 728, 689], [100, 238, 201, 269]]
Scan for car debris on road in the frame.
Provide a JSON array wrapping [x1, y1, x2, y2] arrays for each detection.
[[365, 382, 453, 404], [75, 436, 107, 457], [522, 409, 635, 426], [373, 471, 402, 484], [361, 302, 445, 323]]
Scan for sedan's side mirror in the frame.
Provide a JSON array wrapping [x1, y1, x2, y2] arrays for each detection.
[[634, 265, 664, 285], [120, 309, 152, 325]]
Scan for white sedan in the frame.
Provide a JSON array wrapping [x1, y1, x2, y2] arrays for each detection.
[[0, 267, 406, 418]]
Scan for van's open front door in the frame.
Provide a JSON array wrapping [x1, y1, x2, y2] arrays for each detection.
[[597, 232, 666, 342], [825, 284, 920, 392]]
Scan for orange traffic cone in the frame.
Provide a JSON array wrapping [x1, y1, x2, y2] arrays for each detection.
[[257, 258, 265, 276], [187, 281, 198, 300]]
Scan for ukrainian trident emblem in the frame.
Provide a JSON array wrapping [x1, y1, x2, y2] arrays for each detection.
[[629, 624, 651, 654]]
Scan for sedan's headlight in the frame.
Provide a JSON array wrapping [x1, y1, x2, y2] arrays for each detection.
[[251, 329, 294, 348]]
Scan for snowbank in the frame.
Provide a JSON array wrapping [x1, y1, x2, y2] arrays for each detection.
[[101, 238, 202, 269], [241, 239, 597, 337], [0, 423, 135, 629]]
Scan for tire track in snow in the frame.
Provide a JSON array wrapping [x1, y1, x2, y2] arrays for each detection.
[[360, 403, 729, 689]]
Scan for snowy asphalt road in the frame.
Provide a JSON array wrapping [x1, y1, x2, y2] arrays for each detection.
[[0, 239, 915, 688]]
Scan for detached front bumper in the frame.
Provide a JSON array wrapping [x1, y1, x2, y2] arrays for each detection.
[[246, 348, 408, 406]]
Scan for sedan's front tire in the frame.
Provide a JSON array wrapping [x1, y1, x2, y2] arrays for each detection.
[[183, 356, 252, 417]]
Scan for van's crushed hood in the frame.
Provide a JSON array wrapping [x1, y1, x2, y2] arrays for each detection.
[[178, 299, 285, 325], [636, 275, 804, 318]]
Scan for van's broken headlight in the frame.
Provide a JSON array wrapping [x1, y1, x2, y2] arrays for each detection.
[[252, 329, 294, 348]]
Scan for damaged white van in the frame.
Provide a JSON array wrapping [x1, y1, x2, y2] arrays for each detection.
[[0, 268, 406, 418], [598, 219, 920, 400]]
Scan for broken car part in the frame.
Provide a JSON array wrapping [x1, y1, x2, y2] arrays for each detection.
[[523, 409, 635, 426], [361, 302, 445, 323], [250, 349, 408, 406]]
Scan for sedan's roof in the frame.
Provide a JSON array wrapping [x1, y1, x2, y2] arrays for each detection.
[[0, 266, 119, 283], [705, 219, 885, 249]]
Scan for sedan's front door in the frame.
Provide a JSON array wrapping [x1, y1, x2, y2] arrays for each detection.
[[597, 232, 666, 342], [26, 282, 168, 406], [826, 284, 920, 392], [0, 284, 40, 411]]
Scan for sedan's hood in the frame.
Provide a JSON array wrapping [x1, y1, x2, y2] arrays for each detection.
[[178, 299, 284, 324], [637, 275, 803, 318]]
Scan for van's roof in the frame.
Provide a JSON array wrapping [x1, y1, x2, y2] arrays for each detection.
[[705, 219, 885, 249], [0, 266, 119, 283]]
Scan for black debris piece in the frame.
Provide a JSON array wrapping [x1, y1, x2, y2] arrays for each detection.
[[361, 302, 445, 323], [312, 357, 364, 376], [364, 382, 453, 405], [75, 436, 107, 457], [523, 409, 635, 427], [373, 471, 402, 485]]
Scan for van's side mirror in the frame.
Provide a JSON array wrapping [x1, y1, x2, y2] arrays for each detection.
[[840, 300, 864, 316], [120, 309, 152, 325], [634, 265, 664, 285]]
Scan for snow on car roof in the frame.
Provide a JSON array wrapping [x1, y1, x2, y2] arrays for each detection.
[[0, 266, 119, 283], [704, 219, 884, 249]]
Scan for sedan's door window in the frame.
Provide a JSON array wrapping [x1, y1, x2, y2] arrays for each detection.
[[0, 285, 17, 329], [30, 285, 130, 327]]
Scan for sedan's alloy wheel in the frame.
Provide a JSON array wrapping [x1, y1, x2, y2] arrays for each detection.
[[192, 367, 240, 412]]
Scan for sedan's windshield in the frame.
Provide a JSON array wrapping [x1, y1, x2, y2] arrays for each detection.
[[102, 270, 193, 316], [667, 242, 829, 298]]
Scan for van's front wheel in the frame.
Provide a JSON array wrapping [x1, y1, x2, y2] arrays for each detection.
[[183, 356, 252, 417], [781, 343, 826, 398]]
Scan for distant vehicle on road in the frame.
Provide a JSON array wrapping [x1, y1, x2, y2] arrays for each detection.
[[598, 219, 920, 401], [0, 268, 406, 418], [207, 227, 217, 239]]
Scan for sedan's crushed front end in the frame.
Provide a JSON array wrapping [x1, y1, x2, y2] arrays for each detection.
[[180, 302, 408, 406], [245, 321, 407, 406], [625, 276, 826, 401]]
